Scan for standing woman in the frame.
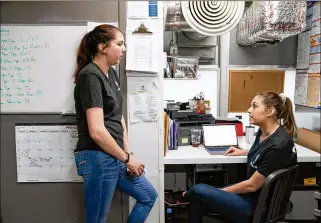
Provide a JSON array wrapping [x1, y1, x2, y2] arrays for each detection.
[[73, 24, 157, 223]]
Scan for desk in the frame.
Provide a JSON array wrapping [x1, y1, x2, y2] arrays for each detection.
[[164, 136, 320, 164], [163, 136, 320, 222]]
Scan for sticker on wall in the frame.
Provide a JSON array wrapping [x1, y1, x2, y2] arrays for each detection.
[[304, 177, 317, 185], [149, 1, 158, 17]]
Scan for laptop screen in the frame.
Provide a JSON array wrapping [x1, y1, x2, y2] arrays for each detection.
[[203, 125, 238, 147]]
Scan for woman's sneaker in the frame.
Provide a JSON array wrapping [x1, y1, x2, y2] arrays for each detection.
[[164, 191, 189, 206]]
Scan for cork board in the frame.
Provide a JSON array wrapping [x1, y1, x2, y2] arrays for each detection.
[[306, 73, 320, 108], [228, 70, 285, 112]]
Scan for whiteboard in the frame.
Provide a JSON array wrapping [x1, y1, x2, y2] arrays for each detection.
[[0, 25, 87, 113], [15, 124, 82, 182]]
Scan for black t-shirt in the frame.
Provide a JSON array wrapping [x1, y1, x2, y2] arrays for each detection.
[[74, 63, 124, 152], [247, 126, 298, 199]]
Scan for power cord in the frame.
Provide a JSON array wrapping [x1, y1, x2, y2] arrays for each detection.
[[173, 166, 177, 191]]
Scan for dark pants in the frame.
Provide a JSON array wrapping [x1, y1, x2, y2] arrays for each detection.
[[184, 183, 256, 223]]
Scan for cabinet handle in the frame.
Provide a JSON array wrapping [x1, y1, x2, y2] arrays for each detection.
[[313, 209, 321, 217]]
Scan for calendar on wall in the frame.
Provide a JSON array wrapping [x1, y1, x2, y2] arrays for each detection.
[[15, 124, 83, 182]]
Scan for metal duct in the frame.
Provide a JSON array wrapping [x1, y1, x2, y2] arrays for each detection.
[[164, 1, 245, 36], [237, 1, 307, 47]]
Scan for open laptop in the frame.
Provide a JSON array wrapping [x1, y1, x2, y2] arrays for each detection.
[[202, 124, 238, 155]]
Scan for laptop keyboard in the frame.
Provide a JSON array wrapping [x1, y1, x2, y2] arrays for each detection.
[[206, 147, 229, 155]]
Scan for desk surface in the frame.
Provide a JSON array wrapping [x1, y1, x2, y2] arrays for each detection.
[[164, 136, 320, 164]]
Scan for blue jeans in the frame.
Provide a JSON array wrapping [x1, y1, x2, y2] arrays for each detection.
[[184, 184, 256, 223], [75, 150, 158, 223]]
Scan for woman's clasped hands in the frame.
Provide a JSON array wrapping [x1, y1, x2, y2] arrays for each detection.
[[125, 155, 145, 177]]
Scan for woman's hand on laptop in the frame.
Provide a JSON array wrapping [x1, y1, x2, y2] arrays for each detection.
[[224, 146, 248, 156]]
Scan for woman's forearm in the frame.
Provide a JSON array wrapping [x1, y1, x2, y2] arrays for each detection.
[[121, 116, 130, 152], [242, 149, 249, 156], [221, 180, 255, 194], [90, 128, 127, 162]]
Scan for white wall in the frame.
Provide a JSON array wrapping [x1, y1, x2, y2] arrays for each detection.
[[295, 106, 320, 131], [126, 2, 164, 223], [163, 66, 219, 118]]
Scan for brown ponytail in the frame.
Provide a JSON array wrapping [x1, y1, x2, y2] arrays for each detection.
[[73, 33, 91, 83], [258, 91, 297, 136], [73, 24, 120, 83], [280, 97, 297, 136]]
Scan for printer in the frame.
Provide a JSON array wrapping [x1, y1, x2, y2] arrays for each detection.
[[165, 108, 215, 147]]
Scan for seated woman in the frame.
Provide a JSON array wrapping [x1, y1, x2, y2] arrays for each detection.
[[167, 91, 298, 223]]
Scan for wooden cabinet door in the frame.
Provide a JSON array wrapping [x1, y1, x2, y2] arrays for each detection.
[[228, 70, 285, 112]]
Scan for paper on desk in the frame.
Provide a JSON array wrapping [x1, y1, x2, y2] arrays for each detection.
[[129, 81, 159, 123], [126, 33, 159, 73]]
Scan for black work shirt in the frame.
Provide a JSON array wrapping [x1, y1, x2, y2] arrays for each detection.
[[74, 63, 123, 152], [247, 126, 297, 199]]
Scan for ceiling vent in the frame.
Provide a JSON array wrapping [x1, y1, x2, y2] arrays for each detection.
[[164, 1, 245, 36]]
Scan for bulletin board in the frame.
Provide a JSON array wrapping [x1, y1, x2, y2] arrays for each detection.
[[306, 73, 320, 108], [228, 70, 285, 112], [295, 1, 321, 109], [294, 71, 320, 108], [306, 74, 320, 108]]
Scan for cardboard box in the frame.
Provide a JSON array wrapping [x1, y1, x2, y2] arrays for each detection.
[[296, 128, 321, 154]]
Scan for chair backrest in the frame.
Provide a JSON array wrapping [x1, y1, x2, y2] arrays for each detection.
[[252, 165, 300, 223]]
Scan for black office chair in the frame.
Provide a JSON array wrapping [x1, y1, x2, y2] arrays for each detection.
[[252, 165, 300, 223], [204, 165, 300, 223]]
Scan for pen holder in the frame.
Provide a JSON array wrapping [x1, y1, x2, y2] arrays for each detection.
[[195, 100, 205, 114]]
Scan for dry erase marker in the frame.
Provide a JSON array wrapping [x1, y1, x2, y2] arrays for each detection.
[[61, 111, 76, 115]]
